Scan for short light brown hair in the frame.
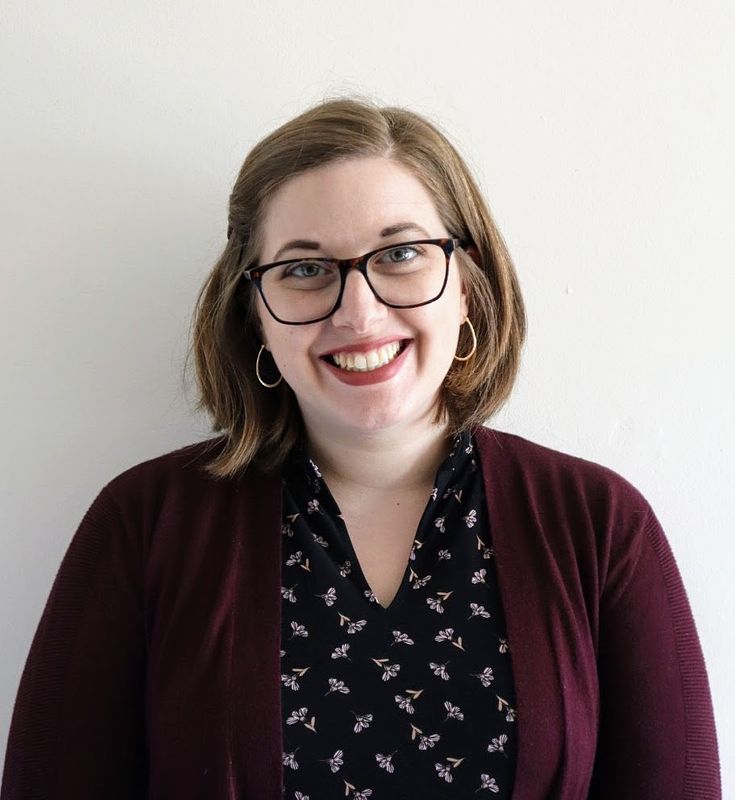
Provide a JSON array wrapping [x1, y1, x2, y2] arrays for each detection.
[[186, 97, 526, 478]]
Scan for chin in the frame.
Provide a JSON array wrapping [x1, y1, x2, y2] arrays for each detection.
[[338, 397, 441, 438], [341, 410, 405, 435]]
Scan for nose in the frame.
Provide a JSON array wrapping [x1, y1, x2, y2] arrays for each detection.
[[330, 267, 388, 332]]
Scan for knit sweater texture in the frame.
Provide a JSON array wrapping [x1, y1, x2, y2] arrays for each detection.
[[1, 427, 721, 798]]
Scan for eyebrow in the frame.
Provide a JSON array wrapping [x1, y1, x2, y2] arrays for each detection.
[[271, 222, 432, 262]]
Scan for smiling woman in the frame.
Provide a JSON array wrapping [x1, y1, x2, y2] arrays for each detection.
[[1, 98, 720, 799], [196, 100, 524, 476], [250, 156, 471, 443]]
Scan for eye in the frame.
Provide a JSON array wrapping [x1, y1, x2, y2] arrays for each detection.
[[284, 261, 329, 279], [379, 245, 422, 264]]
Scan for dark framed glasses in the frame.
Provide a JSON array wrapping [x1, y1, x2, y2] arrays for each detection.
[[240, 238, 463, 325]]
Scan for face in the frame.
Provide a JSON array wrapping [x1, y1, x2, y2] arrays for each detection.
[[255, 156, 469, 440]]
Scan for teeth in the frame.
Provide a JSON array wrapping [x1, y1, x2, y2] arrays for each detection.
[[331, 342, 402, 372]]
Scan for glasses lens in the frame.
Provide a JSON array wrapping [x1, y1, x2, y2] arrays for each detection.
[[366, 242, 447, 307], [260, 260, 341, 323], [258, 242, 448, 324]]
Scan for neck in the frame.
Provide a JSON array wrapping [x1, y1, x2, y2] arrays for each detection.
[[303, 417, 455, 494]]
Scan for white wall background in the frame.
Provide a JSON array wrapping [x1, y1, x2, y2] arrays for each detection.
[[2, 0, 733, 793]]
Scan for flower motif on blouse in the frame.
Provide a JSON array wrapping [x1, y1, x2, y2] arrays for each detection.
[[418, 733, 441, 750], [498, 638, 509, 654], [286, 707, 316, 732], [311, 533, 328, 548], [479, 774, 500, 792], [487, 733, 508, 755], [281, 586, 297, 603], [394, 694, 415, 714], [339, 560, 352, 577], [289, 621, 308, 639], [435, 757, 464, 782], [496, 695, 516, 721], [472, 568, 487, 584], [352, 712, 373, 733], [281, 673, 300, 691], [306, 499, 320, 514], [286, 707, 306, 724], [472, 667, 495, 687], [426, 596, 445, 614], [462, 509, 477, 528], [391, 630, 414, 646], [316, 587, 337, 606], [375, 752, 395, 773], [434, 516, 446, 533], [475, 534, 495, 559], [346, 619, 367, 634], [409, 568, 432, 589], [437, 548, 451, 561], [294, 792, 310, 800], [324, 750, 343, 773], [325, 678, 350, 696], [426, 591, 453, 614], [434, 628, 465, 651], [331, 643, 350, 660], [443, 701, 464, 721], [429, 661, 450, 680], [469, 602, 491, 620], [285, 551, 311, 572], [364, 589, 379, 603], [283, 751, 299, 770], [371, 658, 400, 681]]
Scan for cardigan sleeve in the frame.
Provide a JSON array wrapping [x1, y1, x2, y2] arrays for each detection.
[[588, 501, 720, 798], [0, 486, 148, 799]]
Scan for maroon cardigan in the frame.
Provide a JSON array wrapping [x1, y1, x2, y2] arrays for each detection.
[[1, 427, 720, 798]]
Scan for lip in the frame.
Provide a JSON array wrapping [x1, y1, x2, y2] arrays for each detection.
[[320, 340, 412, 386], [318, 336, 409, 357]]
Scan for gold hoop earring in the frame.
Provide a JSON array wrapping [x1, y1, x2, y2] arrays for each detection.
[[453, 318, 477, 362], [256, 345, 283, 388]]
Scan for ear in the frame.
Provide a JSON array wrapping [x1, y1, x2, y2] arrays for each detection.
[[460, 284, 470, 321], [465, 243, 481, 266], [458, 247, 476, 320]]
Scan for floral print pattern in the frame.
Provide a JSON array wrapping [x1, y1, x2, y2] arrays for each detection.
[[280, 431, 516, 797]]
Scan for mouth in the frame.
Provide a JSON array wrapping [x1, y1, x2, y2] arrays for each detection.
[[320, 339, 411, 373]]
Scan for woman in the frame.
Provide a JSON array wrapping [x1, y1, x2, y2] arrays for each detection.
[[1, 99, 720, 798]]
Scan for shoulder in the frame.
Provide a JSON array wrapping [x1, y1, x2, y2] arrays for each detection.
[[100, 437, 279, 518], [473, 427, 668, 603], [472, 425, 653, 528]]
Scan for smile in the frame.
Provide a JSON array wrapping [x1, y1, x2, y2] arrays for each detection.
[[327, 341, 405, 372]]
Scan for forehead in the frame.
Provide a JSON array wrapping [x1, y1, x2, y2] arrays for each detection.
[[259, 157, 445, 259]]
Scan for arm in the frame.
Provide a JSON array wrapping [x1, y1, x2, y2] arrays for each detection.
[[588, 504, 720, 798], [1, 487, 148, 798]]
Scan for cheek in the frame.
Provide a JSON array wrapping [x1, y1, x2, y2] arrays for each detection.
[[266, 329, 321, 379]]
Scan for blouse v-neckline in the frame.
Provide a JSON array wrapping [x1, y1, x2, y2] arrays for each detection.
[[279, 428, 518, 796], [282, 431, 474, 615]]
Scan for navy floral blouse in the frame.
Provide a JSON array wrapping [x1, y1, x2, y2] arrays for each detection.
[[279, 430, 517, 798]]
